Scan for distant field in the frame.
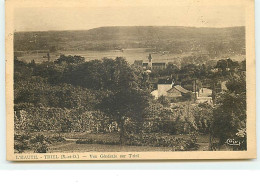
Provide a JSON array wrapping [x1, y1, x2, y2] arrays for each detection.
[[16, 48, 192, 64], [16, 49, 246, 65]]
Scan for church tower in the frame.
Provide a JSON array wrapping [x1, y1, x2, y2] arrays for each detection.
[[148, 53, 152, 69]]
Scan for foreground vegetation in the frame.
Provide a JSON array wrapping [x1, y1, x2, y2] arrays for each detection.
[[14, 55, 247, 153]]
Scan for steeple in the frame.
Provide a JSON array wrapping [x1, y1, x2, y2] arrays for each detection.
[[148, 54, 152, 69], [148, 53, 152, 62]]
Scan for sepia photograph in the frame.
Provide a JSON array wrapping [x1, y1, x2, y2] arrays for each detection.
[[5, 0, 256, 160]]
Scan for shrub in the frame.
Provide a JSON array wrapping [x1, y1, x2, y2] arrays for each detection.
[[14, 107, 111, 133], [157, 96, 170, 107], [14, 133, 31, 141], [125, 133, 199, 151], [30, 134, 51, 144], [14, 140, 30, 153], [14, 133, 66, 153], [29, 134, 51, 153], [34, 143, 48, 153], [14, 133, 31, 153]]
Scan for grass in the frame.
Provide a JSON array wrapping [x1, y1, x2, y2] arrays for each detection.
[[48, 141, 175, 153], [16, 131, 211, 152], [48, 134, 211, 153]]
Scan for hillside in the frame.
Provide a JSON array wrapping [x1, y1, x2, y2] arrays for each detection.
[[14, 26, 245, 56]]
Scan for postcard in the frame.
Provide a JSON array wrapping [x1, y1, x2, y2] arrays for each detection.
[[5, 0, 256, 161]]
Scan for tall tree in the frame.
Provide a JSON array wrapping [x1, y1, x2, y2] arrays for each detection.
[[98, 57, 151, 144], [212, 73, 246, 150]]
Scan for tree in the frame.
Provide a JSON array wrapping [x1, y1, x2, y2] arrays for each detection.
[[161, 63, 179, 76], [215, 58, 239, 74], [54, 54, 85, 64], [98, 58, 151, 144], [157, 96, 170, 107], [212, 73, 246, 150], [194, 103, 213, 133]]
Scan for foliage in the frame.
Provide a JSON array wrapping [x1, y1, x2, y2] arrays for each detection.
[[212, 73, 246, 149], [15, 80, 101, 109], [157, 96, 170, 107], [216, 58, 239, 72], [193, 103, 213, 133], [14, 133, 65, 153], [54, 54, 85, 64], [13, 54, 246, 152], [14, 107, 111, 133], [142, 102, 210, 135], [234, 128, 247, 150], [95, 58, 152, 144], [125, 133, 198, 151], [29, 135, 51, 153]]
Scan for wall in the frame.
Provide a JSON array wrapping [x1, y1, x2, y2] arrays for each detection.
[[158, 84, 172, 97]]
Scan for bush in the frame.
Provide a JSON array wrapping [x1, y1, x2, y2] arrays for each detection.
[[14, 107, 111, 133], [14, 133, 65, 153], [14, 133, 31, 141], [29, 135, 50, 153], [157, 96, 170, 107], [14, 133, 31, 153], [14, 140, 30, 153], [125, 133, 198, 151], [30, 134, 51, 144], [34, 143, 49, 153]]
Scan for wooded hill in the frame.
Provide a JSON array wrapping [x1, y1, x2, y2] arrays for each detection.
[[14, 26, 245, 56]]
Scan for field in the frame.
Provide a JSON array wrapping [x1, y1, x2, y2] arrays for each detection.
[[16, 49, 246, 66], [17, 48, 194, 64]]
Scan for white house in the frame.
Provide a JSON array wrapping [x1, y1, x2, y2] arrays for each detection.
[[157, 78, 174, 97]]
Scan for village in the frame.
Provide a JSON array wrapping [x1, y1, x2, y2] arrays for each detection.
[[133, 53, 233, 106]]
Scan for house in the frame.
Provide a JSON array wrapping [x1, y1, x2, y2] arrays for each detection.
[[157, 78, 174, 97], [167, 85, 191, 98], [134, 54, 166, 70], [141, 62, 166, 70], [151, 78, 190, 99], [152, 63, 166, 70]]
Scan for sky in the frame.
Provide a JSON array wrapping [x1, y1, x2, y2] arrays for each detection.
[[14, 3, 245, 32]]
